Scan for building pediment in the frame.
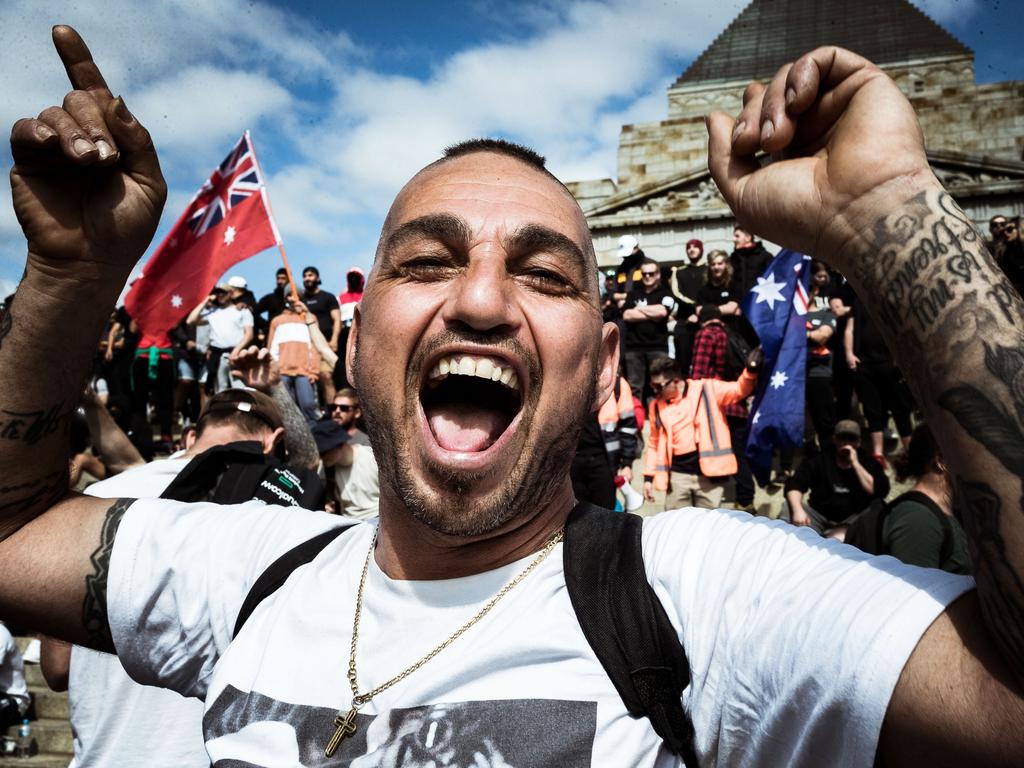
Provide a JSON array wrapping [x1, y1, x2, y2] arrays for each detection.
[[582, 166, 729, 228], [582, 151, 1024, 230], [927, 151, 1024, 197]]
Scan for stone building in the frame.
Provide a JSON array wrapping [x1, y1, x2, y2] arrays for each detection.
[[569, 0, 1024, 270]]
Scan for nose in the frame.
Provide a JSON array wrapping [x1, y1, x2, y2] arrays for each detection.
[[442, 256, 519, 336]]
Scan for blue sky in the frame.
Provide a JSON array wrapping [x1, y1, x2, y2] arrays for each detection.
[[0, 0, 1019, 301]]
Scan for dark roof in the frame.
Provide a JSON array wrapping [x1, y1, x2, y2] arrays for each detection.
[[675, 0, 972, 87]]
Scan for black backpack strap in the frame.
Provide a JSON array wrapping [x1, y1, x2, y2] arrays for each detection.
[[563, 502, 698, 765], [233, 524, 357, 639]]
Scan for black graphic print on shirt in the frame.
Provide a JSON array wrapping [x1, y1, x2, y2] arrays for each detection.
[[204, 685, 597, 767]]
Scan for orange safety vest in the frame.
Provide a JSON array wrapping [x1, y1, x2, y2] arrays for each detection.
[[597, 376, 634, 428], [643, 370, 756, 488]]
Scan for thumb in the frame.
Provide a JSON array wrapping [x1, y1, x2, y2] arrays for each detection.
[[706, 111, 759, 209], [103, 96, 165, 200]]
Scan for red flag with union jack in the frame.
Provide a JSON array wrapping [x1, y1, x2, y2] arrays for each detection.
[[125, 131, 278, 335]]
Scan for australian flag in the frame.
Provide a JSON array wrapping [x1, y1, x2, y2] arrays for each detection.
[[742, 249, 812, 484]]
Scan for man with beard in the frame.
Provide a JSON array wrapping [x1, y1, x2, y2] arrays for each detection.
[[302, 266, 342, 402], [0, 27, 1023, 767]]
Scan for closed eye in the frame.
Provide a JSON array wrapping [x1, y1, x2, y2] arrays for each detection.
[[517, 268, 574, 294]]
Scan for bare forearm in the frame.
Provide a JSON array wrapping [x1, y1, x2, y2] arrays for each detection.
[[270, 384, 319, 469], [0, 272, 123, 538], [850, 461, 874, 495], [844, 183, 1024, 680], [83, 401, 144, 474]]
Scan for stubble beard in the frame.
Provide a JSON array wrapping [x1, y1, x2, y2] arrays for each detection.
[[354, 342, 597, 537]]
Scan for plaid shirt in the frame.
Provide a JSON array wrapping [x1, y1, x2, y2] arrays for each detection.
[[690, 321, 748, 418]]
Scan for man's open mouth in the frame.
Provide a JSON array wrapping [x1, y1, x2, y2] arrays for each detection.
[[420, 353, 524, 454]]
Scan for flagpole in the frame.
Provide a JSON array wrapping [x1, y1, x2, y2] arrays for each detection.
[[246, 130, 301, 301]]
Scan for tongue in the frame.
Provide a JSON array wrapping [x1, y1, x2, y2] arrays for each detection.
[[427, 403, 507, 452]]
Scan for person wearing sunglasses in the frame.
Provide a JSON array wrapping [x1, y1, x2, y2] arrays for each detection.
[[621, 258, 678, 406]]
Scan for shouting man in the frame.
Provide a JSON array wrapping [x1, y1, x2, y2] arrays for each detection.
[[0, 26, 1023, 767]]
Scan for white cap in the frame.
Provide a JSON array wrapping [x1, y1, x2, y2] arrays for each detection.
[[227, 275, 247, 289], [616, 234, 639, 258]]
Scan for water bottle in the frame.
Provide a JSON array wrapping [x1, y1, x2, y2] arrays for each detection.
[[15, 718, 31, 758]]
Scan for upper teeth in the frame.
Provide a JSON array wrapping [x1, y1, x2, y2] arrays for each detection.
[[429, 354, 519, 390]]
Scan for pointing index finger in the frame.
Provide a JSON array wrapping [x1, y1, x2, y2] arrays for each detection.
[[52, 25, 113, 102]]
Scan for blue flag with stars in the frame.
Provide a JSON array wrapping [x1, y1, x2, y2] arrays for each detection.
[[741, 249, 812, 484]]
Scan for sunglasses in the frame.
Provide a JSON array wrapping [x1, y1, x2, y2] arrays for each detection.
[[650, 380, 674, 394], [331, 404, 353, 412], [1006, 225, 1018, 233], [641, 271, 659, 277]]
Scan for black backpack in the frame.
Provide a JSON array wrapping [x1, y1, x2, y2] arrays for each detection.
[[722, 325, 752, 381], [844, 491, 954, 563], [161, 440, 324, 510], [233, 502, 699, 765]]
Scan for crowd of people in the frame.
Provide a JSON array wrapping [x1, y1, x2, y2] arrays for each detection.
[[3, 25, 1024, 768], [581, 217, 1006, 575]]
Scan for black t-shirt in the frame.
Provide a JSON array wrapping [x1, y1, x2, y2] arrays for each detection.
[[623, 285, 676, 349], [256, 288, 287, 324], [851, 296, 892, 365], [675, 264, 705, 305], [785, 448, 890, 523], [303, 289, 340, 339], [614, 253, 645, 301], [806, 302, 836, 378], [113, 306, 140, 358], [696, 282, 741, 308]]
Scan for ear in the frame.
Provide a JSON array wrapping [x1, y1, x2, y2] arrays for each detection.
[[262, 427, 285, 455], [184, 430, 197, 451], [346, 304, 360, 387], [591, 321, 620, 412]]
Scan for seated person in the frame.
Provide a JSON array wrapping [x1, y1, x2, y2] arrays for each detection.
[[881, 424, 970, 574], [784, 419, 889, 533]]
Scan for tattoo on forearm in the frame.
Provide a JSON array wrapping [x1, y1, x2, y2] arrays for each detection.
[[81, 498, 134, 653], [0, 469, 69, 522], [0, 403, 72, 444], [856, 188, 1024, 676], [271, 384, 319, 469], [952, 478, 1024, 680]]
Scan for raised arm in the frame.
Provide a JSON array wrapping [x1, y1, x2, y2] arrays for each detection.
[[81, 392, 145, 474], [709, 45, 1024, 763], [229, 346, 320, 470], [0, 26, 166, 648]]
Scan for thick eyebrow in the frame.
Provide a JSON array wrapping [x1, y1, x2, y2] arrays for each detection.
[[380, 214, 472, 263], [503, 224, 590, 278]]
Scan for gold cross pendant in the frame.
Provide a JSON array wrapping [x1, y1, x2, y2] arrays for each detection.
[[324, 707, 359, 757]]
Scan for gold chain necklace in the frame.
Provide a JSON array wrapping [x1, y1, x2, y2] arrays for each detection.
[[324, 526, 565, 757]]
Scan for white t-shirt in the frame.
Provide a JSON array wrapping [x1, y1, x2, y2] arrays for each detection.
[[107, 502, 973, 767], [0, 624, 29, 716], [333, 444, 380, 520], [65, 457, 208, 768], [202, 305, 254, 349]]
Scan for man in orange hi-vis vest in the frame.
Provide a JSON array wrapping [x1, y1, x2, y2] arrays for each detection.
[[643, 353, 761, 510]]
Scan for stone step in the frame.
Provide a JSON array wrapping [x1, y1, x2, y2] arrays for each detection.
[[3, 720, 71, 757], [22, 667, 46, 691], [29, 692, 67, 722], [0, 755, 70, 768]]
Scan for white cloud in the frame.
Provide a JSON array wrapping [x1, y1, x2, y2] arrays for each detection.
[[0, 0, 733, 290], [133, 66, 293, 151]]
